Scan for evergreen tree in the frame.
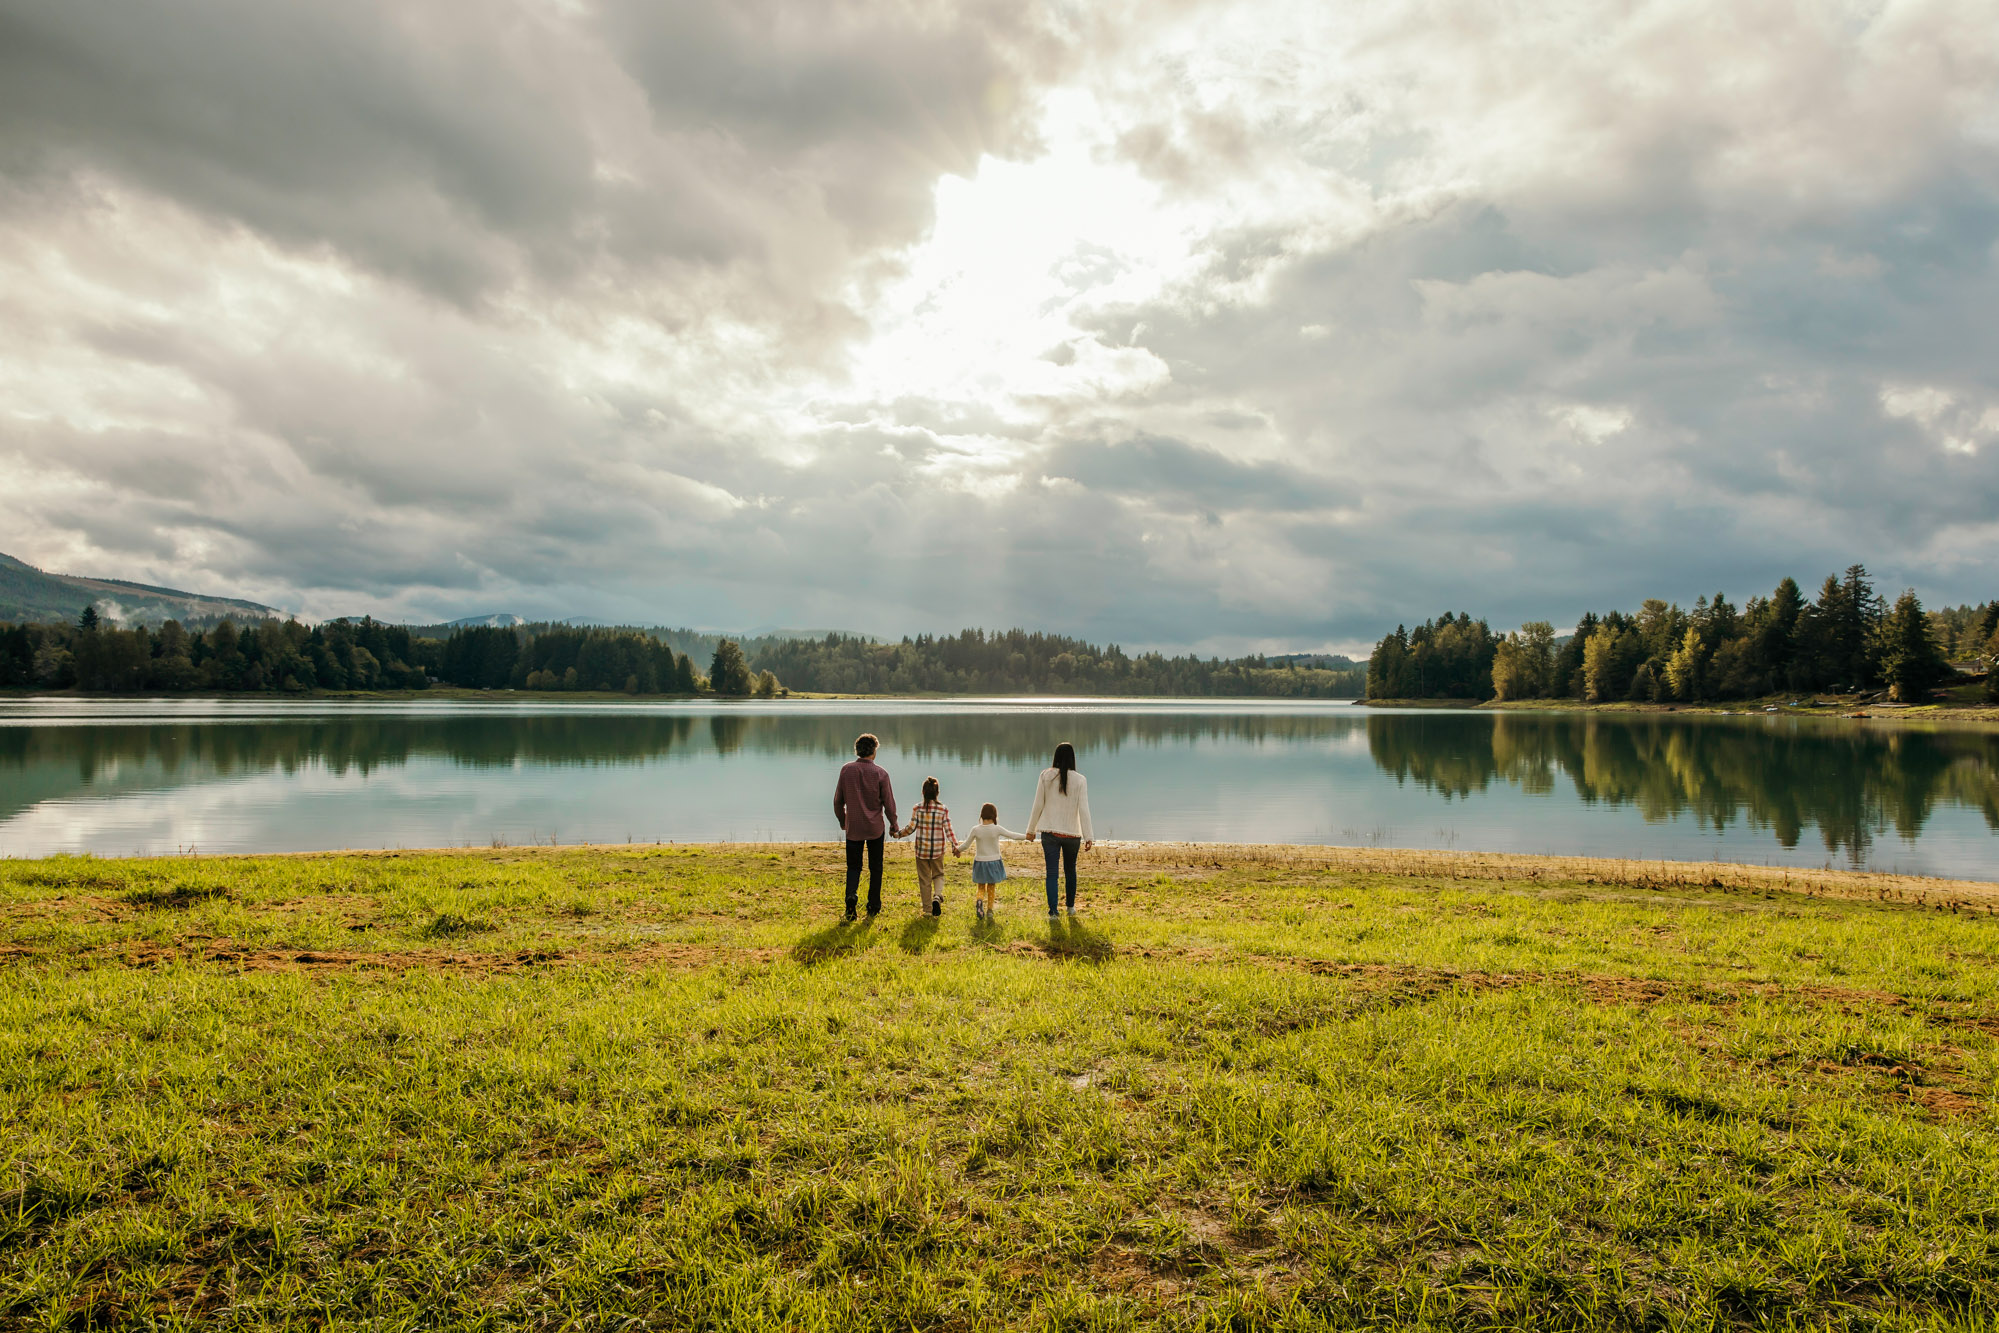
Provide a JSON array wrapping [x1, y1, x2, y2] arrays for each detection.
[[709, 639, 753, 695], [1552, 613, 1597, 697], [1878, 590, 1948, 702], [1761, 576, 1805, 687], [77, 604, 100, 633], [1836, 564, 1879, 687]]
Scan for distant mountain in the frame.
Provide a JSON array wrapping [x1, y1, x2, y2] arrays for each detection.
[[444, 612, 528, 628], [1268, 651, 1360, 669], [0, 550, 283, 626]]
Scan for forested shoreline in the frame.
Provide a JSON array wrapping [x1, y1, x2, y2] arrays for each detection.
[[749, 630, 1362, 696], [1368, 567, 1998, 705], [11, 566, 1992, 706], [0, 613, 1364, 699]]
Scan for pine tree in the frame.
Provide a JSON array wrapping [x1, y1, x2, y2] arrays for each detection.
[[1839, 564, 1880, 686], [78, 604, 101, 633], [1878, 590, 1948, 702], [1553, 613, 1597, 697], [708, 639, 753, 695], [1763, 576, 1805, 686]]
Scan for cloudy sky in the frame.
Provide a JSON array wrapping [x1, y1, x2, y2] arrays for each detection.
[[2, 0, 1996, 652]]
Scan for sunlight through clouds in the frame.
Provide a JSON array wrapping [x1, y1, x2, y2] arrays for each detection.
[[839, 113, 1198, 420]]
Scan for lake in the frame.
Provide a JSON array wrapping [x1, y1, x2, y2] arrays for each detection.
[[1, 698, 1995, 878]]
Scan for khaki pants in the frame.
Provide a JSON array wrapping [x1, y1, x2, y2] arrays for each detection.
[[915, 857, 946, 909]]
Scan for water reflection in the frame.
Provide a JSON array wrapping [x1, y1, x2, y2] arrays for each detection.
[[0, 702, 1994, 872], [1367, 712, 1999, 861], [0, 708, 1361, 785]]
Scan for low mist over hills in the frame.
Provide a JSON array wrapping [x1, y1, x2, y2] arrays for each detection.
[[0, 552, 281, 628]]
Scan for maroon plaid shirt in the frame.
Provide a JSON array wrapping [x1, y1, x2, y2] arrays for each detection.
[[904, 801, 957, 858]]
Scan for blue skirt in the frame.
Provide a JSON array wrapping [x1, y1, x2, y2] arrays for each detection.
[[972, 858, 1007, 884]]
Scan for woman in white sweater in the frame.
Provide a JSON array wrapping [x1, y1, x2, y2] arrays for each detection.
[[1025, 741, 1093, 916]]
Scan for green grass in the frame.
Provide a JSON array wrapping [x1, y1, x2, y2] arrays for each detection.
[[3, 844, 1996, 1330]]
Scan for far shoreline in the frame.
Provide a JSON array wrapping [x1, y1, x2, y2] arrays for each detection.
[[6, 685, 1998, 724], [1359, 693, 1999, 725]]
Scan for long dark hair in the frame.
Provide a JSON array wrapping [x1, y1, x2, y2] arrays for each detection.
[[1051, 742, 1076, 795]]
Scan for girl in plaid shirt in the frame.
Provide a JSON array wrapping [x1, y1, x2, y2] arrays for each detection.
[[894, 776, 958, 917]]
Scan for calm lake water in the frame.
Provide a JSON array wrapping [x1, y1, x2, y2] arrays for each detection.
[[1, 698, 1995, 878]]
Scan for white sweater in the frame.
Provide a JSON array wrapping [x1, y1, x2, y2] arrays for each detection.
[[1025, 768, 1092, 840], [958, 823, 1025, 860]]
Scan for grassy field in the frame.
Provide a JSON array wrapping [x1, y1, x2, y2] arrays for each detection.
[[3, 843, 1996, 1330]]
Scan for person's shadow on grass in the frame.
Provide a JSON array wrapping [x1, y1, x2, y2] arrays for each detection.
[[898, 914, 939, 954], [792, 916, 875, 966], [1041, 914, 1113, 963]]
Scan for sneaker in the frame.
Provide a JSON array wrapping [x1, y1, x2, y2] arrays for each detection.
[[932, 896, 943, 917], [844, 910, 857, 923], [975, 900, 986, 919]]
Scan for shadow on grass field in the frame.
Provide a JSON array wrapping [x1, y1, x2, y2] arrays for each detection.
[[1, 841, 1996, 1329]]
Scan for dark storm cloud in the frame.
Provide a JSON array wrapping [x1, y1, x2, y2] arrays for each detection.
[[0, 0, 594, 299], [0, 0, 1048, 305]]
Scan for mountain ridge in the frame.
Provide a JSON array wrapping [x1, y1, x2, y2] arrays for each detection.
[[0, 551, 283, 626]]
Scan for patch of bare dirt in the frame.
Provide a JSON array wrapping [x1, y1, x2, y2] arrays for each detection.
[[260, 895, 379, 914], [0, 933, 790, 975], [4, 895, 134, 922], [1901, 1086, 1988, 1119]]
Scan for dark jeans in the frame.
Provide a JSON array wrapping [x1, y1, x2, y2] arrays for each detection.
[[845, 836, 884, 916], [1041, 833, 1079, 913]]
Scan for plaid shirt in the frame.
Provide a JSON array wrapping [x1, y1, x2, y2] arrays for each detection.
[[904, 801, 957, 859]]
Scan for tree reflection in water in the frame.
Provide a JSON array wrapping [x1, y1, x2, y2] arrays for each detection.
[[1, 708, 1994, 865], [1367, 712, 1999, 863]]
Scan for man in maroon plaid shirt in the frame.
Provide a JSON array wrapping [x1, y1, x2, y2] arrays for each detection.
[[833, 733, 897, 919], [895, 775, 958, 917]]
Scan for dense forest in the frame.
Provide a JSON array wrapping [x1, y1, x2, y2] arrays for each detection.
[[1368, 567, 1998, 705], [750, 630, 1363, 697], [0, 613, 720, 697], [0, 612, 1364, 698]]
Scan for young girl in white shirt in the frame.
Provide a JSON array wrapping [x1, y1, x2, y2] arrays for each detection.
[[956, 802, 1028, 919]]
